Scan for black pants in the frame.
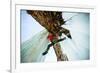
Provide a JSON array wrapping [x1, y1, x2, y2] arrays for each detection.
[[42, 37, 66, 55]]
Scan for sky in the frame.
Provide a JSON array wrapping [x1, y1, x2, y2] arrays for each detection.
[[20, 10, 45, 43], [20, 10, 90, 62]]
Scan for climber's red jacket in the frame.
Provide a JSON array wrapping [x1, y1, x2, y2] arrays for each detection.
[[47, 34, 58, 41], [47, 34, 54, 41]]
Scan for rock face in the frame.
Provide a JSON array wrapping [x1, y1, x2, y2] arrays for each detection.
[[27, 10, 69, 61], [27, 10, 70, 36]]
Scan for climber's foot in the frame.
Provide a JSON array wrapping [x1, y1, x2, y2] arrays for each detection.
[[66, 33, 72, 39], [42, 51, 48, 55]]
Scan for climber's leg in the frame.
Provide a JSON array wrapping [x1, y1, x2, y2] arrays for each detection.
[[57, 37, 66, 42], [42, 37, 66, 56], [42, 43, 54, 55], [60, 27, 72, 39]]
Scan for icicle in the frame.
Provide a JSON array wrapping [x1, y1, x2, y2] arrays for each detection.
[[21, 29, 49, 63]]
